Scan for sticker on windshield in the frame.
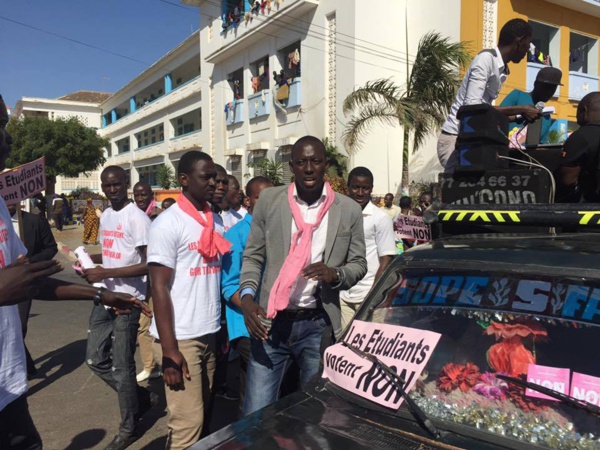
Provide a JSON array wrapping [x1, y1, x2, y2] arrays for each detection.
[[571, 372, 600, 406], [322, 320, 441, 409], [525, 364, 570, 401]]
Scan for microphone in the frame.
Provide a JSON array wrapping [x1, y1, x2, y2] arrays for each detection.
[[515, 101, 545, 124]]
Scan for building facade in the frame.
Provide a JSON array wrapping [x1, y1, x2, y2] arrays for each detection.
[[181, 0, 461, 195], [12, 91, 110, 193], [99, 31, 203, 188]]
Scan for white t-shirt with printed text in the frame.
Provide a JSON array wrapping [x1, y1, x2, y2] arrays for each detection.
[[148, 203, 224, 340], [340, 202, 396, 304], [100, 202, 150, 301], [0, 198, 29, 411], [221, 207, 247, 232]]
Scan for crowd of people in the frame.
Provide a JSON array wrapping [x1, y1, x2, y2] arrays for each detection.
[[2, 16, 599, 450]]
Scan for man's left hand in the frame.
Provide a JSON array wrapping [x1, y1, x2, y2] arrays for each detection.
[[101, 291, 153, 317], [303, 262, 338, 284], [81, 266, 108, 284]]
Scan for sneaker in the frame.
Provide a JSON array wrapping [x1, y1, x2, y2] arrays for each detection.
[[136, 368, 162, 382], [103, 433, 139, 450]]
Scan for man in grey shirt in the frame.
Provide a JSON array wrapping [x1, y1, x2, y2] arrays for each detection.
[[438, 18, 542, 172]]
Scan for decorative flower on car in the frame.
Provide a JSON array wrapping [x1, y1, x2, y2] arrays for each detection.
[[437, 362, 481, 392], [473, 372, 508, 400]]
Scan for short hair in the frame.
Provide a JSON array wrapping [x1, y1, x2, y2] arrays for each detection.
[[178, 151, 212, 176], [227, 174, 240, 187], [101, 165, 127, 181], [384, 193, 394, 199], [420, 191, 433, 198], [347, 166, 374, 185], [291, 135, 326, 160], [580, 92, 600, 112], [133, 181, 152, 192], [498, 19, 532, 46], [161, 197, 176, 208], [399, 196, 412, 208], [246, 176, 272, 197], [215, 164, 227, 174]]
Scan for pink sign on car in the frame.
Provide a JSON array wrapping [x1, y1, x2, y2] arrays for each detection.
[[525, 364, 571, 401], [322, 320, 441, 409]]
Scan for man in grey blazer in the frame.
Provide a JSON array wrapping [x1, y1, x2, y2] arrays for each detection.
[[239, 136, 367, 415]]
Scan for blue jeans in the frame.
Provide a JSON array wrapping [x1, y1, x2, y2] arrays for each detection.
[[243, 314, 329, 416], [86, 304, 140, 436]]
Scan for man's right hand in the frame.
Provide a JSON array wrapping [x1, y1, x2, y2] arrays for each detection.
[[0, 257, 63, 305], [162, 349, 190, 391], [241, 294, 269, 341], [521, 105, 543, 123]]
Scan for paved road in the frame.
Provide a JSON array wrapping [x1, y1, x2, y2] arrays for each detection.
[[24, 223, 239, 449]]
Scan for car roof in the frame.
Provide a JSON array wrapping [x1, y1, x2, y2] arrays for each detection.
[[399, 232, 600, 278]]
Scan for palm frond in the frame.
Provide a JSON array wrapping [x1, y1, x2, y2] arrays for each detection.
[[343, 79, 404, 115]]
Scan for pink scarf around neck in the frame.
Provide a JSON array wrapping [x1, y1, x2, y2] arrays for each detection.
[[177, 194, 232, 259], [267, 182, 335, 318], [145, 199, 157, 216]]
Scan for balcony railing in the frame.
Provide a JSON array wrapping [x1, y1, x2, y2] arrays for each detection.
[[248, 90, 271, 119], [568, 71, 599, 101], [226, 100, 244, 125], [275, 79, 301, 109]]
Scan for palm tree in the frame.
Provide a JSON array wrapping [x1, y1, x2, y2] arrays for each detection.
[[343, 32, 471, 191]]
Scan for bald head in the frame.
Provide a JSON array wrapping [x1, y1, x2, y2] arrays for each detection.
[[577, 92, 600, 126], [291, 135, 326, 160], [101, 165, 127, 183]]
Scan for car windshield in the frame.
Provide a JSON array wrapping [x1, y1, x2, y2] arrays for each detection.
[[348, 265, 600, 448]]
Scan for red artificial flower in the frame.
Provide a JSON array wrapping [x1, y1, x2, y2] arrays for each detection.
[[487, 337, 536, 377], [437, 362, 481, 392], [485, 321, 548, 341]]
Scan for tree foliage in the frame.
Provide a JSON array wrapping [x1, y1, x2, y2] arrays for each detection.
[[248, 157, 285, 185], [7, 116, 108, 191], [156, 164, 176, 189], [342, 32, 471, 189]]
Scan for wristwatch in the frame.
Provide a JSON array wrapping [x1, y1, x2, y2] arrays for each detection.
[[334, 268, 342, 283], [93, 287, 106, 306]]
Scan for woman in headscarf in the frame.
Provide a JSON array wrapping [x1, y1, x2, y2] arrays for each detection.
[[82, 198, 100, 245]]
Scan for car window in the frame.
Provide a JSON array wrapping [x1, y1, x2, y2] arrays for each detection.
[[351, 267, 600, 448]]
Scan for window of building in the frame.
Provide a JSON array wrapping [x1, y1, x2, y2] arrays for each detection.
[[530, 21, 560, 67], [137, 164, 162, 188], [570, 32, 599, 76], [249, 150, 267, 177], [116, 137, 130, 154], [230, 156, 242, 183], [172, 109, 202, 137], [228, 68, 244, 100], [250, 57, 270, 94], [138, 124, 164, 149], [277, 41, 301, 80]]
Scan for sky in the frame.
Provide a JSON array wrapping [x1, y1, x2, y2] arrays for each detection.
[[0, 0, 200, 109]]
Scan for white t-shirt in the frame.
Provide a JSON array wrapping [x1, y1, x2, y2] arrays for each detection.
[[340, 202, 396, 304], [221, 207, 247, 232], [0, 198, 29, 411], [100, 202, 150, 301], [148, 203, 224, 340]]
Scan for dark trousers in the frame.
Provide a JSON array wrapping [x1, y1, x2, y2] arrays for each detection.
[[0, 395, 42, 450], [86, 304, 140, 436], [231, 336, 250, 415], [52, 213, 63, 231], [17, 300, 36, 375]]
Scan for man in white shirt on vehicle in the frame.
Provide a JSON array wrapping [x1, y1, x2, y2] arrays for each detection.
[[149, 150, 229, 450], [340, 167, 396, 328], [82, 166, 154, 450], [438, 18, 542, 172]]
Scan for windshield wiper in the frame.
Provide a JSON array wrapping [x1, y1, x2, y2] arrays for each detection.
[[496, 374, 600, 417], [341, 341, 441, 439]]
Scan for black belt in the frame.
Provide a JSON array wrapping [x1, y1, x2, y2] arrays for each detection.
[[441, 130, 458, 136], [278, 308, 325, 321]]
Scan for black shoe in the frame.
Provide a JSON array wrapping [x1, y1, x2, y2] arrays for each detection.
[[103, 433, 138, 450], [136, 386, 159, 420], [215, 386, 240, 401]]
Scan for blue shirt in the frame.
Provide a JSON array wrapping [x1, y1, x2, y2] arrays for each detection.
[[221, 213, 252, 341], [500, 89, 553, 143]]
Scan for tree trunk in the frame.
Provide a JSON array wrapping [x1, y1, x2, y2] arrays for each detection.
[[45, 175, 56, 197], [401, 128, 410, 195]]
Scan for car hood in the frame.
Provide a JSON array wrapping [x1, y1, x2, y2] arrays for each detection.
[[193, 381, 509, 450]]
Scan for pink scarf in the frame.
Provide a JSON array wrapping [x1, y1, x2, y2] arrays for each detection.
[[267, 182, 335, 318], [177, 194, 232, 258], [145, 199, 157, 216]]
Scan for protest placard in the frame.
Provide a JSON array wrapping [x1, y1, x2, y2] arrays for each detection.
[[322, 321, 440, 409], [0, 157, 46, 206], [395, 214, 431, 241]]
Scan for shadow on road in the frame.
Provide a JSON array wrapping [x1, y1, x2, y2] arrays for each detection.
[[64, 428, 107, 449], [28, 339, 87, 397]]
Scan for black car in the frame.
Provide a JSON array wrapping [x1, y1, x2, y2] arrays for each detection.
[[194, 226, 600, 449]]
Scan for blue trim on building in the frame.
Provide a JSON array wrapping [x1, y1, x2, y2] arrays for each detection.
[[165, 74, 173, 94]]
